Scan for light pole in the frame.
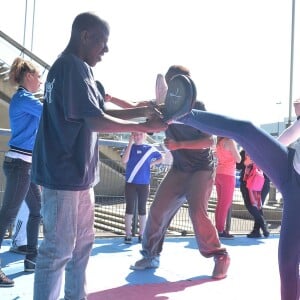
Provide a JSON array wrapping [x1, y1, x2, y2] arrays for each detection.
[[276, 101, 282, 136], [287, 0, 296, 127]]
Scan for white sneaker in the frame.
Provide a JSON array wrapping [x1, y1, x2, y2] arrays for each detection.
[[130, 256, 160, 270]]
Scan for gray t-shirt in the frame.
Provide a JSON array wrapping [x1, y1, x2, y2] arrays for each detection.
[[32, 53, 104, 190]]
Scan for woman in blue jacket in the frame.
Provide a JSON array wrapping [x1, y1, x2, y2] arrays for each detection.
[[0, 57, 43, 287]]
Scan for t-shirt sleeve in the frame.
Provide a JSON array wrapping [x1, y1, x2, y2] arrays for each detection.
[[151, 147, 163, 161], [62, 59, 104, 120]]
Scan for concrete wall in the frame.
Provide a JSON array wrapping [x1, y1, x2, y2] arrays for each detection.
[[0, 100, 10, 152]]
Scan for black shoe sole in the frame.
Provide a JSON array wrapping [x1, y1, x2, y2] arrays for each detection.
[[0, 283, 14, 287], [10, 249, 29, 255]]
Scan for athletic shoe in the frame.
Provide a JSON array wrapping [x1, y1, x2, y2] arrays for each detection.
[[0, 268, 14, 287], [130, 256, 160, 270], [247, 231, 262, 238], [212, 253, 230, 279], [218, 231, 234, 239], [9, 245, 29, 255], [262, 224, 270, 238], [124, 236, 132, 244], [24, 256, 36, 272]]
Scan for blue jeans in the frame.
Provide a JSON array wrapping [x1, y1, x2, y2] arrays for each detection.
[[34, 188, 95, 300], [0, 157, 41, 253]]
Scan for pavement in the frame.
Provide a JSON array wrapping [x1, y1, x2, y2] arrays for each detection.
[[1, 234, 281, 300]]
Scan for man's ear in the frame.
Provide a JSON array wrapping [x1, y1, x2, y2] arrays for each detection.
[[80, 30, 89, 44]]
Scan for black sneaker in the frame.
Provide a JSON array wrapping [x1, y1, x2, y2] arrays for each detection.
[[24, 256, 36, 272], [9, 245, 29, 255], [262, 224, 270, 238], [0, 268, 14, 287], [218, 231, 234, 239], [124, 236, 132, 244], [247, 231, 262, 238]]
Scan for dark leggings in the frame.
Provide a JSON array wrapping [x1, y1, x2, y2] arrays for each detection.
[[240, 178, 270, 232], [125, 183, 149, 215], [181, 110, 300, 300]]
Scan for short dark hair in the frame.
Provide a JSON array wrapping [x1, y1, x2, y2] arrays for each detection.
[[72, 12, 109, 36], [165, 65, 191, 84]]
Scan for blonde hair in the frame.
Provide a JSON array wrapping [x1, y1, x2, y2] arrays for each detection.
[[8, 57, 38, 86]]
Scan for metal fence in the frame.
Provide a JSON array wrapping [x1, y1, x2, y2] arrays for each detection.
[[0, 136, 283, 237], [93, 159, 283, 236]]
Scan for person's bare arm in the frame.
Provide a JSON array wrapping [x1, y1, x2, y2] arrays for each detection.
[[225, 139, 241, 163], [105, 105, 161, 120], [278, 99, 300, 146], [105, 94, 153, 109], [278, 121, 300, 146], [150, 155, 164, 167], [121, 135, 134, 164], [84, 113, 167, 134]]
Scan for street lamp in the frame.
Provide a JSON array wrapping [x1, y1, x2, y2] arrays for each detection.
[[276, 101, 282, 136], [287, 0, 296, 127]]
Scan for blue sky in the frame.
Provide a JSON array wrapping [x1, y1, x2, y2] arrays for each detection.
[[1, 0, 299, 126]]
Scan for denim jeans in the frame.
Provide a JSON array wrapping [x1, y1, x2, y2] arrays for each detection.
[[0, 157, 41, 253], [34, 188, 95, 300]]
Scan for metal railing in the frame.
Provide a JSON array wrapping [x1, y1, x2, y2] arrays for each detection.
[[0, 128, 282, 237], [0, 30, 50, 71]]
